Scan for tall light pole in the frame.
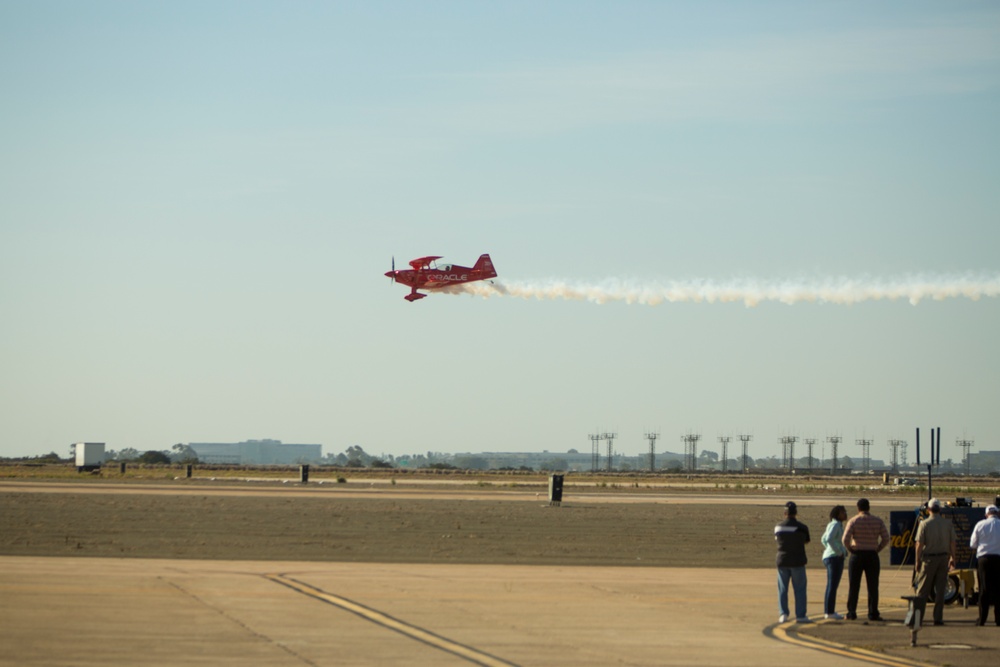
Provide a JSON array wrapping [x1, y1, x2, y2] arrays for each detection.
[[827, 436, 841, 475], [645, 431, 659, 473], [603, 431, 617, 472], [718, 436, 731, 473], [738, 434, 753, 474], [682, 433, 701, 473]]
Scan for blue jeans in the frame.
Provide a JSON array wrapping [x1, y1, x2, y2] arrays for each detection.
[[777, 566, 808, 619], [823, 556, 844, 614]]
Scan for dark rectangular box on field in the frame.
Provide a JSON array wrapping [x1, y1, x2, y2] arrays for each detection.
[[549, 474, 564, 504]]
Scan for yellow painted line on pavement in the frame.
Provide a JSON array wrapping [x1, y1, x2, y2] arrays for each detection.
[[772, 621, 937, 667], [265, 573, 519, 667]]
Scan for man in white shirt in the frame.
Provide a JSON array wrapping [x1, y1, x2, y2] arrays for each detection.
[[971, 504, 1000, 626]]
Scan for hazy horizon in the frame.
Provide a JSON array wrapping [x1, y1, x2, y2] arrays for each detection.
[[3, 2, 998, 464]]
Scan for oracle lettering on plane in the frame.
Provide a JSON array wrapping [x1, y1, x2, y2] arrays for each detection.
[[428, 273, 468, 282]]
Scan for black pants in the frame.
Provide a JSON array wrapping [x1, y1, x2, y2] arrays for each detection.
[[978, 554, 1000, 625], [847, 551, 881, 619]]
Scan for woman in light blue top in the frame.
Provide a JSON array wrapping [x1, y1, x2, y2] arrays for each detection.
[[821, 505, 849, 619]]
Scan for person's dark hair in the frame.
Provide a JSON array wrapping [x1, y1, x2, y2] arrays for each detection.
[[857, 498, 870, 512], [830, 505, 846, 520]]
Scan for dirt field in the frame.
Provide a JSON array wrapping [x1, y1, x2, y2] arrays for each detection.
[[0, 476, 938, 567]]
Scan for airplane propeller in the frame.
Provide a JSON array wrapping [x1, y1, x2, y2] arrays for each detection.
[[387, 256, 396, 284]]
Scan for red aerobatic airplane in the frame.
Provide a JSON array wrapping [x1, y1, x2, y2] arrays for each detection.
[[385, 254, 497, 302]]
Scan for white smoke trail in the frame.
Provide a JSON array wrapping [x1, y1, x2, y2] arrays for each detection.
[[440, 273, 1000, 306]]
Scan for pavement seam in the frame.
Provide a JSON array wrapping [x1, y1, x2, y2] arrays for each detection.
[[265, 573, 521, 667], [771, 620, 939, 667], [160, 576, 320, 666]]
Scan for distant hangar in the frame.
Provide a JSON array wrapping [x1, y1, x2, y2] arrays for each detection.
[[187, 439, 322, 465]]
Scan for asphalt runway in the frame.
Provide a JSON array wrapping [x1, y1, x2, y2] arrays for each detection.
[[3, 480, 997, 666], [2, 556, 879, 667]]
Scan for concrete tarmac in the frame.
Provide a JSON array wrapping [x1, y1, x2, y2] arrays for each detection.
[[2, 556, 883, 667]]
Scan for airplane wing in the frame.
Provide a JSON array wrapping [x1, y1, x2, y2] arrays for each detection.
[[409, 256, 443, 270]]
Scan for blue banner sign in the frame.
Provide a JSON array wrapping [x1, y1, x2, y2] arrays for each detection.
[[889, 506, 986, 567]]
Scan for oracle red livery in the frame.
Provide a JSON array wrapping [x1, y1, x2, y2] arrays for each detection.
[[385, 254, 497, 302]]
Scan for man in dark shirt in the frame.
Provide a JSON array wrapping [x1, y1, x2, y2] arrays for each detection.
[[775, 501, 811, 623]]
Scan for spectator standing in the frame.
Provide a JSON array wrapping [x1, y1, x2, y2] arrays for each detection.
[[821, 505, 849, 619], [775, 501, 811, 623], [971, 504, 1000, 626], [913, 498, 957, 626], [842, 498, 890, 621]]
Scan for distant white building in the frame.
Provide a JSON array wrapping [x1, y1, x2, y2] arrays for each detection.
[[188, 439, 322, 465]]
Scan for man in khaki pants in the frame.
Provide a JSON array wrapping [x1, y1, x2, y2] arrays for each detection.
[[913, 498, 958, 626]]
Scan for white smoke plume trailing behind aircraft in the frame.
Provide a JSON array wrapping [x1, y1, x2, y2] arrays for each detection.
[[442, 273, 1000, 307]]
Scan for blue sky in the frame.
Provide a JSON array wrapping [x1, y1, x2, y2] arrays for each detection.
[[2, 1, 998, 463]]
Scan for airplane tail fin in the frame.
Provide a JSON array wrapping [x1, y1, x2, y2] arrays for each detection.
[[474, 254, 497, 279]]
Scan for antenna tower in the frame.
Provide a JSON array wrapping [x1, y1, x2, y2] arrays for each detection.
[[780, 436, 798, 472], [645, 431, 659, 473], [827, 436, 841, 475], [956, 438, 975, 476], [718, 436, 731, 473], [738, 434, 752, 473], [804, 438, 817, 471], [589, 433, 602, 473], [856, 438, 873, 475], [681, 433, 701, 472], [887, 439, 905, 474], [603, 431, 617, 472]]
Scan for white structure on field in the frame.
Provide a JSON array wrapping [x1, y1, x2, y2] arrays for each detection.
[[188, 439, 322, 465], [74, 442, 105, 468]]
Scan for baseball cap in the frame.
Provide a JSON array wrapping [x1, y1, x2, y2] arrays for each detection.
[[785, 501, 797, 513], [928, 498, 942, 510], [987, 505, 999, 515]]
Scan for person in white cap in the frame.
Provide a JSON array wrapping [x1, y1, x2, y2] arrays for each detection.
[[913, 498, 957, 626], [971, 504, 1000, 626]]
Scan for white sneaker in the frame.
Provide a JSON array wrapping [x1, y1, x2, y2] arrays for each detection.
[[778, 614, 789, 623], [825, 613, 844, 620], [796, 617, 812, 624]]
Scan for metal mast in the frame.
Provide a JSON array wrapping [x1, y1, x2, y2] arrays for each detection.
[[804, 438, 816, 471], [718, 436, 731, 473], [827, 436, 841, 475], [682, 433, 701, 472], [780, 436, 798, 472], [887, 439, 905, 474], [856, 438, 872, 475], [738, 434, 752, 474], [589, 433, 602, 473], [645, 431, 659, 473], [956, 438, 975, 476], [603, 431, 617, 472]]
